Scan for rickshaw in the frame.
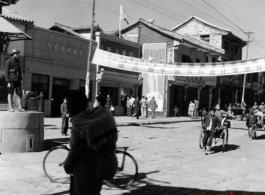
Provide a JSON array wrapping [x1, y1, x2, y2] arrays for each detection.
[[247, 114, 265, 140], [199, 114, 231, 152]]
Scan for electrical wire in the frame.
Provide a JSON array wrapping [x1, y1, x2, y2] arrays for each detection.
[[201, 0, 265, 50], [129, 0, 183, 22]]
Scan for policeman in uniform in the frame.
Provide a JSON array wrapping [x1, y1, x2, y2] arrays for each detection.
[[5, 49, 25, 112]]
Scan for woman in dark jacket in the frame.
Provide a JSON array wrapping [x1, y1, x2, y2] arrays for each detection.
[[63, 91, 118, 195]]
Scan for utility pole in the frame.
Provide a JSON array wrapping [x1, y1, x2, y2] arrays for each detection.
[[241, 31, 253, 104], [85, 0, 96, 101]]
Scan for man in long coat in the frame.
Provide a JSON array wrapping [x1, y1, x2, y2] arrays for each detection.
[[149, 96, 158, 119]]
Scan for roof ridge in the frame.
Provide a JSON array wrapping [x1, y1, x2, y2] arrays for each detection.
[[171, 16, 229, 32]]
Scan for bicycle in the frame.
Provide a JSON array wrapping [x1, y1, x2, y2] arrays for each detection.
[[42, 141, 138, 188]]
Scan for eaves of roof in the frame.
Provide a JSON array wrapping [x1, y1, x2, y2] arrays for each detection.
[[1, 9, 34, 24], [118, 18, 224, 55]]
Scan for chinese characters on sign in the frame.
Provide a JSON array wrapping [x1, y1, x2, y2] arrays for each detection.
[[46, 42, 83, 56]]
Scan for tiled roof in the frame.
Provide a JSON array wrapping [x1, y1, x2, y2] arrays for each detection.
[[104, 29, 119, 35], [50, 23, 88, 39], [117, 18, 225, 55], [1, 8, 34, 23], [171, 16, 245, 43], [70, 24, 102, 32], [171, 16, 229, 32]]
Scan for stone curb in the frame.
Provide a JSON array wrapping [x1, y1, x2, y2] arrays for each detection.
[[116, 119, 200, 127]]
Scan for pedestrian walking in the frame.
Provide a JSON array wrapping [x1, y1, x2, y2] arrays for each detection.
[[140, 96, 147, 118], [149, 96, 158, 119], [63, 91, 118, 195], [106, 95, 112, 111], [121, 96, 127, 116], [32, 92, 45, 112], [145, 97, 149, 118], [194, 100, 199, 118], [132, 96, 140, 119], [5, 49, 25, 112], [61, 98, 69, 136], [202, 107, 222, 155], [188, 101, 195, 118], [240, 101, 247, 121], [130, 95, 135, 116], [21, 91, 33, 111], [126, 97, 131, 116]]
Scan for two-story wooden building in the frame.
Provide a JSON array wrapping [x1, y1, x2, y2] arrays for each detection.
[[171, 16, 248, 108]]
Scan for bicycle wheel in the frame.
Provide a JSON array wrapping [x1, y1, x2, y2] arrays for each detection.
[[43, 146, 70, 184], [104, 150, 138, 188]]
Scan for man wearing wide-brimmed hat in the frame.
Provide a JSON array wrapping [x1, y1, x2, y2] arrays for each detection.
[[4, 49, 25, 112]]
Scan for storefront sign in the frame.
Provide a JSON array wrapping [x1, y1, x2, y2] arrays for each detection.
[[204, 77, 216, 86], [169, 76, 205, 85], [143, 43, 166, 61], [101, 39, 139, 58], [92, 48, 265, 76], [46, 42, 83, 56]]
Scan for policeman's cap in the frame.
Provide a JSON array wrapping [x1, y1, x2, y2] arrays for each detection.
[[10, 49, 20, 56]]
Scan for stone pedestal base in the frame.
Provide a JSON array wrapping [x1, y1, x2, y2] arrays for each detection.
[[0, 111, 44, 153]]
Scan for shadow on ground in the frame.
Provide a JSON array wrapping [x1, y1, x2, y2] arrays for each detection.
[[210, 144, 240, 154], [141, 125, 178, 129], [255, 134, 265, 140], [122, 173, 264, 195], [122, 184, 264, 195]]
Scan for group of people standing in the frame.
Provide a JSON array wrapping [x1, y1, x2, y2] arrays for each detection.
[[126, 95, 158, 119]]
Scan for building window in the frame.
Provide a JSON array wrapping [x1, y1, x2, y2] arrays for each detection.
[[196, 58, 200, 63], [200, 35, 210, 43], [79, 79, 92, 102], [31, 74, 49, 99]]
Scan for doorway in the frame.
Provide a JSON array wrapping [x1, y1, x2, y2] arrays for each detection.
[[169, 85, 184, 116], [51, 78, 69, 117]]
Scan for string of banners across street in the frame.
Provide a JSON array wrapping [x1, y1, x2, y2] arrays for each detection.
[[92, 48, 265, 77]]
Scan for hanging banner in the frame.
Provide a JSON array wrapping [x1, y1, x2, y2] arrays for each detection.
[[92, 48, 265, 77]]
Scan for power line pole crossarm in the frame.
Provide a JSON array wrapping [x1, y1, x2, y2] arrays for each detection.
[[85, 0, 96, 104], [241, 31, 254, 104]]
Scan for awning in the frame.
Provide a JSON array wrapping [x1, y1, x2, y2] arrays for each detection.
[[0, 16, 32, 42]]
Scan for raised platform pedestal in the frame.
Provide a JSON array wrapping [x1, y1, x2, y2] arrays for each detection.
[[0, 111, 44, 153]]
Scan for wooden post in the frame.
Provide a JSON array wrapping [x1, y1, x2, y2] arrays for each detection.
[[85, 0, 96, 103]]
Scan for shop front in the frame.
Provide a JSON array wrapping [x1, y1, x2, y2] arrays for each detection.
[[93, 32, 142, 116], [23, 26, 90, 116]]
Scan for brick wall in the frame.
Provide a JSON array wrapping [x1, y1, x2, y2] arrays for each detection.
[[174, 20, 224, 49]]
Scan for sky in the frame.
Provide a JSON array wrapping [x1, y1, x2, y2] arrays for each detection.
[[6, 0, 265, 60]]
